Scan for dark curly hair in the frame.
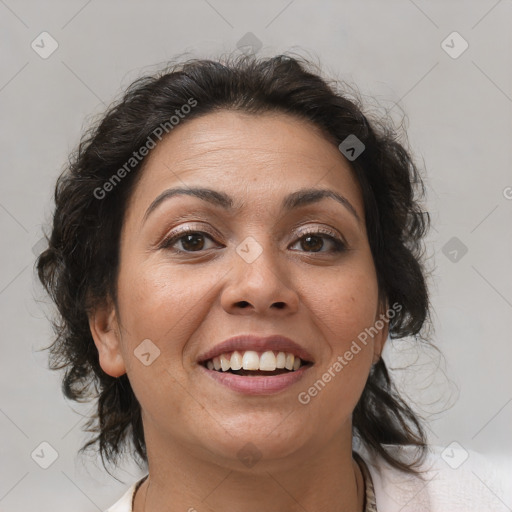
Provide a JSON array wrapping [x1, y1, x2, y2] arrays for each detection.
[[36, 52, 433, 477]]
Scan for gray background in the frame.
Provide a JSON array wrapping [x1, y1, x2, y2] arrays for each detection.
[[1, 1, 511, 510]]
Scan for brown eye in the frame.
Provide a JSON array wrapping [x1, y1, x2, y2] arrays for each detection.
[[161, 230, 217, 253], [179, 233, 206, 251], [290, 230, 347, 254], [300, 235, 324, 252]]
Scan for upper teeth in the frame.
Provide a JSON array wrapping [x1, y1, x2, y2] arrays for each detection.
[[205, 350, 303, 372]]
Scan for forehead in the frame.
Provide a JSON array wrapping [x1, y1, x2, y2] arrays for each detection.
[[125, 110, 364, 223]]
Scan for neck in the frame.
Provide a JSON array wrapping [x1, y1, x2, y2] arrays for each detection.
[[133, 424, 365, 512]]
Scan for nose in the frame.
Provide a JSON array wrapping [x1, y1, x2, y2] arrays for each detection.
[[220, 240, 299, 316]]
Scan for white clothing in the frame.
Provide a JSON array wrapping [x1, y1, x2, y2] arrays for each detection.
[[104, 444, 511, 511]]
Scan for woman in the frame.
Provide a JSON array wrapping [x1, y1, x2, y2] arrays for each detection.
[[36, 53, 504, 511]]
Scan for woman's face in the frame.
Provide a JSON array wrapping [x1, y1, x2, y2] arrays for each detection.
[[91, 110, 388, 468]]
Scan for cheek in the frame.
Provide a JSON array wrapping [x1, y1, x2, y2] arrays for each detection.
[[116, 258, 219, 359], [303, 262, 380, 349], [114, 260, 212, 422], [296, 261, 379, 411]]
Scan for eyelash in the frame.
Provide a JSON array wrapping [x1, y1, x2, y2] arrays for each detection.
[[159, 227, 347, 254]]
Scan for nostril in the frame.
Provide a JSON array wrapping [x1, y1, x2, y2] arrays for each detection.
[[272, 302, 285, 309]]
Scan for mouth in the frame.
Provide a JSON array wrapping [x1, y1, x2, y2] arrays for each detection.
[[198, 350, 314, 395], [201, 349, 313, 374]]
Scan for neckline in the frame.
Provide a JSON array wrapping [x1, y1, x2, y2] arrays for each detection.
[[353, 451, 378, 512], [131, 474, 148, 511], [130, 454, 376, 512]]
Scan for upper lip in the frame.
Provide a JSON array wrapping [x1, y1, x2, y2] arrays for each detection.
[[197, 334, 315, 364]]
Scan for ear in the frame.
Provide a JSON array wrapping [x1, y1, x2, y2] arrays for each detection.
[[88, 297, 127, 378], [372, 299, 390, 365]]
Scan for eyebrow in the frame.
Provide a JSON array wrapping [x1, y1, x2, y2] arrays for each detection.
[[142, 186, 361, 225]]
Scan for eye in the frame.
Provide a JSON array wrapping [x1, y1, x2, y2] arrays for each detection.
[[159, 227, 347, 255], [289, 229, 347, 253], [160, 229, 219, 253]]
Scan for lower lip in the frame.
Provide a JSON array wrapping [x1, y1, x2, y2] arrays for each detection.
[[198, 364, 313, 395]]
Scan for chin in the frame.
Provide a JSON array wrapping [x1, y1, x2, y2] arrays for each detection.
[[201, 422, 310, 468]]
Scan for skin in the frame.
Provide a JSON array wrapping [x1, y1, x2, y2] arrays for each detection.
[[89, 110, 389, 512]]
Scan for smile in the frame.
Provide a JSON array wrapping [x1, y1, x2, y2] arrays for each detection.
[[199, 350, 314, 395], [203, 349, 310, 373]]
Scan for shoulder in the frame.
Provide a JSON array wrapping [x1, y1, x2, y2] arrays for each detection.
[[103, 475, 147, 512], [355, 443, 512, 512]]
